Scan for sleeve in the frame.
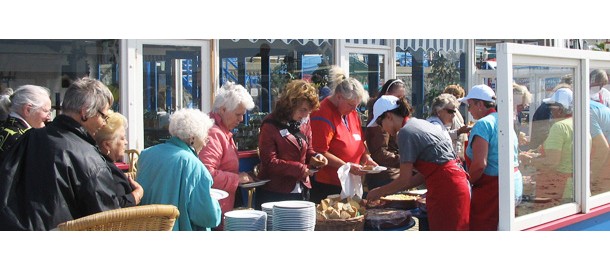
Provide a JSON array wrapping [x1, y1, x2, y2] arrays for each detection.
[[78, 164, 121, 216], [258, 123, 307, 180], [187, 162, 222, 228], [198, 129, 239, 193], [366, 126, 400, 168], [310, 115, 334, 153], [543, 122, 569, 151]]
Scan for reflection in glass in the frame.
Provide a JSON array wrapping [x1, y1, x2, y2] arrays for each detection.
[[142, 45, 201, 148], [515, 66, 577, 216], [589, 68, 610, 196]]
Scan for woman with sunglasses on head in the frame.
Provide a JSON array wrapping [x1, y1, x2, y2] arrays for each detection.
[[364, 79, 405, 190], [366, 95, 470, 231], [459, 84, 522, 231]]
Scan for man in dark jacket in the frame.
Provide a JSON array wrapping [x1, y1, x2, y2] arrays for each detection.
[[0, 78, 121, 230]]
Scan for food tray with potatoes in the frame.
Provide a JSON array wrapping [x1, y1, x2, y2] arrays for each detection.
[[314, 196, 365, 231], [379, 193, 419, 210]]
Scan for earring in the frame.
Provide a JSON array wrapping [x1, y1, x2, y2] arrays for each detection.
[[81, 115, 88, 122], [107, 150, 110, 155]]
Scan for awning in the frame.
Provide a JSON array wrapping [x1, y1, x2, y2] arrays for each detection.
[[396, 39, 467, 53], [230, 39, 331, 46]]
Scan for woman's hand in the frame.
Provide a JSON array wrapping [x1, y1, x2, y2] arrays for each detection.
[[128, 175, 144, 205], [360, 154, 378, 167], [349, 163, 368, 176], [309, 153, 328, 168], [365, 187, 384, 201], [457, 125, 472, 135], [238, 172, 254, 184]]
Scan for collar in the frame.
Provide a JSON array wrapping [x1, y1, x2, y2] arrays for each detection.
[[9, 112, 30, 128], [167, 136, 197, 156]]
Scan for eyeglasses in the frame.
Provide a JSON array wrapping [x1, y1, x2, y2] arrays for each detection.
[[97, 110, 110, 123], [445, 108, 457, 114]]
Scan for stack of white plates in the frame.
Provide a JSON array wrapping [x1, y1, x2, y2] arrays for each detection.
[[224, 210, 267, 231], [261, 202, 279, 231], [272, 200, 316, 231]]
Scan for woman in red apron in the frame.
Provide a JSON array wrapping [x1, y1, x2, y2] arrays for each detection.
[[366, 95, 470, 231]]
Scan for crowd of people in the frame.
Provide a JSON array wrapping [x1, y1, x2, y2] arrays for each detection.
[[0, 67, 608, 231]]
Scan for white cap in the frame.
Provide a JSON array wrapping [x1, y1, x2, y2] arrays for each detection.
[[367, 95, 399, 127], [543, 88, 573, 109], [459, 84, 496, 103]]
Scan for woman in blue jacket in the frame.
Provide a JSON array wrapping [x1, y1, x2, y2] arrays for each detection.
[[137, 108, 222, 231]]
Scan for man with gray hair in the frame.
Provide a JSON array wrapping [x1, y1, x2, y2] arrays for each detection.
[[0, 77, 121, 230], [590, 69, 610, 108]]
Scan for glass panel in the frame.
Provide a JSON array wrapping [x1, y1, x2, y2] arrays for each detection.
[[589, 67, 610, 196], [349, 53, 385, 124], [395, 48, 465, 118], [515, 65, 576, 216], [142, 45, 202, 148], [0, 39, 120, 116], [218, 39, 335, 151]]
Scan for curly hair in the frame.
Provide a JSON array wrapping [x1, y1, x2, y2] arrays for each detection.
[[212, 81, 255, 112], [273, 80, 320, 122], [443, 84, 465, 99], [169, 108, 214, 145]]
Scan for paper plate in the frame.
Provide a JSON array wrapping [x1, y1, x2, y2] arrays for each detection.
[[360, 166, 387, 174]]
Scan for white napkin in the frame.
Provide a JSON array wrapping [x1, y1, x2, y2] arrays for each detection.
[[337, 162, 363, 200]]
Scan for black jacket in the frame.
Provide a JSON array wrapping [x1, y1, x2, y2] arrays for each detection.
[[0, 115, 121, 230], [103, 154, 136, 207]]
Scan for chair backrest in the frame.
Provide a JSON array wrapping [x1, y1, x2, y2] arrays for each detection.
[[56, 204, 180, 231], [124, 149, 141, 173]]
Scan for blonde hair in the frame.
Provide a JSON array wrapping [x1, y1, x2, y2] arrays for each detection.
[[512, 83, 532, 105], [443, 84, 465, 99], [94, 110, 128, 144]]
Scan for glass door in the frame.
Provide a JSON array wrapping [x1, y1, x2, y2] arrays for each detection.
[[129, 40, 211, 149]]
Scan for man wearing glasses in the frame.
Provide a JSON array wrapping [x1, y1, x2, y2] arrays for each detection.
[[0, 77, 121, 230]]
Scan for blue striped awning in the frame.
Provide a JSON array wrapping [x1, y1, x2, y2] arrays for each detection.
[[396, 39, 467, 53], [230, 39, 331, 46]]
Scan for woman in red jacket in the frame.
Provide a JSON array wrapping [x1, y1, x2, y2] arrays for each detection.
[[256, 80, 328, 208]]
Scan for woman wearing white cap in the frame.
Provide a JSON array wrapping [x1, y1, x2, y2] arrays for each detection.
[[460, 84, 522, 230], [366, 95, 470, 231]]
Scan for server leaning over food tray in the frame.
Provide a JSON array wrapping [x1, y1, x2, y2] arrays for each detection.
[[364, 95, 471, 231]]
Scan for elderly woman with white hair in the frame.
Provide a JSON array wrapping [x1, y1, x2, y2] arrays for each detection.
[[137, 108, 221, 231], [198, 82, 255, 227], [0, 84, 52, 156]]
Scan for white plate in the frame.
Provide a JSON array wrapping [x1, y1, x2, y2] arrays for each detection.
[[239, 179, 271, 189], [404, 189, 427, 196], [210, 188, 229, 200], [360, 166, 387, 174]]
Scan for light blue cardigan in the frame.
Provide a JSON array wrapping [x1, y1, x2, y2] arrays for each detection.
[[137, 137, 222, 231]]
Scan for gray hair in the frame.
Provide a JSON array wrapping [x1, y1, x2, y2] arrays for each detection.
[[169, 108, 214, 144], [0, 85, 51, 121], [590, 69, 609, 86], [328, 65, 369, 103], [212, 82, 255, 112], [62, 77, 114, 118], [430, 93, 458, 116]]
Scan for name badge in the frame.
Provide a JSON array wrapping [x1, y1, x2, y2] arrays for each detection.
[[280, 129, 290, 137], [353, 134, 361, 141]]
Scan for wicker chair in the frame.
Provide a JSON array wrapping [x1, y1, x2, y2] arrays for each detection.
[[124, 149, 141, 173], [56, 204, 180, 231]]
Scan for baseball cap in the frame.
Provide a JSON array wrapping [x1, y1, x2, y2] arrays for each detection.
[[458, 84, 496, 103], [367, 95, 399, 127], [543, 88, 573, 109]]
